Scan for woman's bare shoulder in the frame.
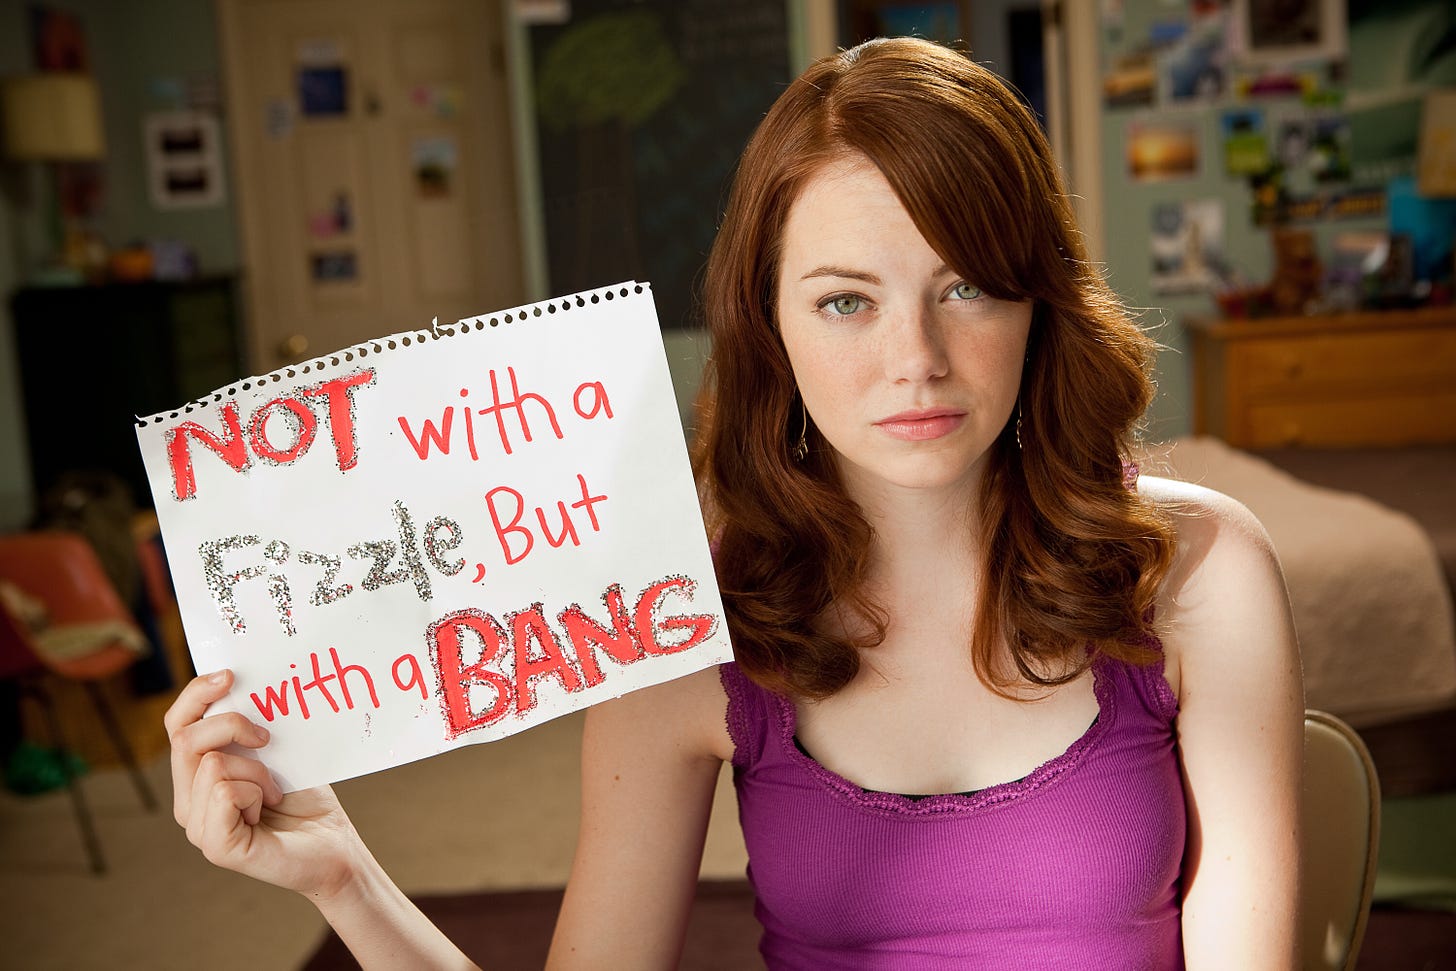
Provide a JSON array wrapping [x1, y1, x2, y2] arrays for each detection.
[[1135, 475, 1295, 699], [1136, 474, 1280, 582], [585, 664, 734, 764]]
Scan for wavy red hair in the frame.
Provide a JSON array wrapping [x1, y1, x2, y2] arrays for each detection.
[[692, 37, 1174, 699]]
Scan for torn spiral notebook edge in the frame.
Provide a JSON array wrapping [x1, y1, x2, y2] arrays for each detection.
[[132, 280, 651, 427]]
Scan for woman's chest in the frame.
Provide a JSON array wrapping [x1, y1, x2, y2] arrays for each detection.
[[736, 699, 1187, 960], [794, 657, 1101, 795]]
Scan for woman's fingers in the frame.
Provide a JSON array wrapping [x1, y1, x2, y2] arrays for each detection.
[[163, 669, 232, 738], [196, 778, 266, 868], [169, 671, 275, 826], [187, 750, 271, 845], [191, 747, 281, 817], [173, 708, 271, 759], [171, 716, 272, 824]]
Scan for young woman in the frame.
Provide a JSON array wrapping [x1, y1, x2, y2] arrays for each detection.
[[167, 37, 1302, 969]]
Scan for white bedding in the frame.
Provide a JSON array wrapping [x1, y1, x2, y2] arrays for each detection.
[[1136, 436, 1456, 726]]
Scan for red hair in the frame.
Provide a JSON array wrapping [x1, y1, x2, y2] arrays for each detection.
[[693, 38, 1174, 699]]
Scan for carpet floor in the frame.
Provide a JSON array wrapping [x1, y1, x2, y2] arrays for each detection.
[[302, 882, 1456, 970]]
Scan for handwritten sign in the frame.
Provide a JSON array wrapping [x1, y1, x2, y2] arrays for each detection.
[[136, 282, 730, 791]]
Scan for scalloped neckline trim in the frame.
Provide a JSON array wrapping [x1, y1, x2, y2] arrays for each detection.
[[773, 658, 1116, 817]]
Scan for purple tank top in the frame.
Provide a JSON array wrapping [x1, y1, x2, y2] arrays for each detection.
[[721, 648, 1186, 970]]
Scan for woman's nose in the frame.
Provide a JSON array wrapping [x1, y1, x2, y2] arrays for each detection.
[[884, 303, 950, 383]]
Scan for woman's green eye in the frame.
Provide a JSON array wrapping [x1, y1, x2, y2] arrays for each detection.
[[951, 283, 983, 300], [826, 294, 862, 315]]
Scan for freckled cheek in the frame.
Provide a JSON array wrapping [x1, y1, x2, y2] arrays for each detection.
[[950, 334, 1023, 378]]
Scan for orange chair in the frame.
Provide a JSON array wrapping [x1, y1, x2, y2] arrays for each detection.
[[0, 531, 159, 874]]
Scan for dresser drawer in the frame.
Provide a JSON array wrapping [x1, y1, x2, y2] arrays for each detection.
[[1235, 328, 1456, 398], [1242, 389, 1456, 447]]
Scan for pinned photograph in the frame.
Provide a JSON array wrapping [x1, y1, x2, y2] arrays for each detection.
[[1151, 199, 1228, 294], [1127, 119, 1201, 182], [1222, 108, 1269, 175], [1158, 13, 1230, 104]]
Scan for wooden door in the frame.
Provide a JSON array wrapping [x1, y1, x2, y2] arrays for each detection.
[[220, 0, 524, 373]]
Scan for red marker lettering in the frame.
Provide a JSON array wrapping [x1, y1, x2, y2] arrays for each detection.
[[301, 369, 374, 471], [636, 576, 719, 656], [428, 608, 514, 739], [167, 401, 249, 501], [559, 584, 642, 688], [509, 604, 583, 713]]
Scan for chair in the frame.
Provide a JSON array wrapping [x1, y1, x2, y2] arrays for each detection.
[[0, 531, 159, 874], [1302, 709, 1381, 971]]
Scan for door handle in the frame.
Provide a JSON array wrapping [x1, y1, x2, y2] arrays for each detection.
[[278, 334, 310, 361]]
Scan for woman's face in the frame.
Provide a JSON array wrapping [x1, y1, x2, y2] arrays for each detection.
[[775, 154, 1033, 505]]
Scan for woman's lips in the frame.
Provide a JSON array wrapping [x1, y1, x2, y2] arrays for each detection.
[[874, 409, 966, 441]]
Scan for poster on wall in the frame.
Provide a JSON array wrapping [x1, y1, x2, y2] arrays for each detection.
[[297, 38, 349, 118], [134, 281, 732, 792]]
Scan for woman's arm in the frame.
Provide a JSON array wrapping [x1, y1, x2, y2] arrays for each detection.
[[1148, 479, 1304, 970], [167, 671, 478, 969], [548, 665, 732, 969]]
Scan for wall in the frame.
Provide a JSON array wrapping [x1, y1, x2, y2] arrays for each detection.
[[86, 0, 238, 273], [0, 0, 239, 272], [1096, 0, 1454, 438], [0, 1, 33, 529], [2, 1, 772, 531], [0, 0, 239, 529]]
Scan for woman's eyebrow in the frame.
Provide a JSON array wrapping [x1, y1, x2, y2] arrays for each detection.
[[798, 263, 956, 283], [800, 265, 881, 284]]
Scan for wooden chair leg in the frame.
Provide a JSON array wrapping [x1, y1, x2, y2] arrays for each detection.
[[30, 681, 106, 875], [82, 681, 158, 812]]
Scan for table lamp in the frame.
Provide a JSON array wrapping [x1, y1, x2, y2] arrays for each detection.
[[1, 72, 107, 280]]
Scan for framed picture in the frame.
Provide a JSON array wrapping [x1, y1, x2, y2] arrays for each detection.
[[144, 111, 226, 210], [1231, 0, 1346, 66]]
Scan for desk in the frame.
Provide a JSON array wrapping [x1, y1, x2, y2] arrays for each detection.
[[1187, 306, 1456, 448], [10, 276, 246, 505]]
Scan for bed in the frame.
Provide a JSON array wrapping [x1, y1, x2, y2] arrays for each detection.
[[1137, 437, 1456, 796]]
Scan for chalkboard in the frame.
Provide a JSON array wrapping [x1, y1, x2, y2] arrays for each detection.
[[530, 0, 791, 330]]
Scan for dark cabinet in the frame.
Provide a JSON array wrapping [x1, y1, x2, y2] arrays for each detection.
[[10, 276, 248, 507]]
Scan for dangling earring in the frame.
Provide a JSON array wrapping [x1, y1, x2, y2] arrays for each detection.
[[1017, 347, 1030, 453], [792, 399, 809, 462]]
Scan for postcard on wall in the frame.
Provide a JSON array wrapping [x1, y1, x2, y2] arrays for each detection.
[[1221, 108, 1268, 176], [1126, 118, 1201, 182], [135, 282, 731, 791]]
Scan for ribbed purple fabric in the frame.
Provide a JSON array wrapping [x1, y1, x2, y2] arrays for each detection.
[[721, 648, 1185, 970]]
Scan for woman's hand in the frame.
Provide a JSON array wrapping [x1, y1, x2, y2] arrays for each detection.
[[165, 670, 360, 899], [168, 671, 480, 968]]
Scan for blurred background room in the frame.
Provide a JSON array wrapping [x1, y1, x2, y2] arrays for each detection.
[[0, 1, 1452, 967]]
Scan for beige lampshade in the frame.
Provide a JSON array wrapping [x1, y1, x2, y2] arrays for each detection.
[[2, 73, 106, 160]]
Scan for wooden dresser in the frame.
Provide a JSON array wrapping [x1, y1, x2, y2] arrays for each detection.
[[1187, 306, 1456, 448]]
